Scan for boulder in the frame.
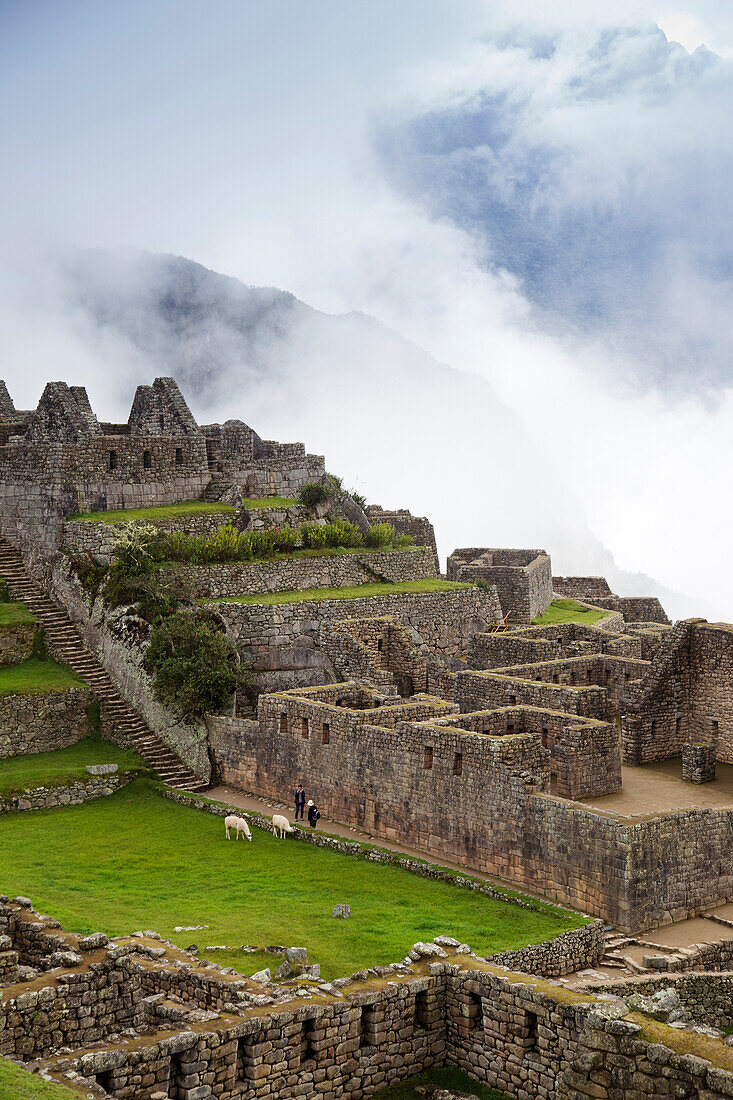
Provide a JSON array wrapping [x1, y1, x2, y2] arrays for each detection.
[[332, 904, 351, 919]]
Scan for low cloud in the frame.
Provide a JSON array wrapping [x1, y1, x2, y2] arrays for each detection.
[[375, 20, 733, 390]]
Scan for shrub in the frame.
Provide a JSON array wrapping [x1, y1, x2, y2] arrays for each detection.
[[0, 580, 10, 603], [69, 551, 108, 600], [300, 524, 329, 549], [350, 492, 367, 511], [298, 482, 332, 510], [145, 609, 247, 719], [364, 522, 401, 548]]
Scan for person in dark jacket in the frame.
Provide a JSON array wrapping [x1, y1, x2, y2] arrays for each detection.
[[307, 800, 320, 829], [294, 784, 305, 821]]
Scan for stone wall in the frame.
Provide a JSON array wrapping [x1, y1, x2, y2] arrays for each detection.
[[4, 897, 733, 1100], [589, 972, 733, 1029], [0, 620, 37, 666], [0, 772, 134, 815], [218, 586, 501, 662], [447, 548, 553, 624], [161, 547, 438, 599], [0, 688, 92, 758], [366, 506, 439, 569], [467, 621, 643, 671]]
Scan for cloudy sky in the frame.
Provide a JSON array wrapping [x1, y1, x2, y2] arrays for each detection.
[[2, 1, 733, 615]]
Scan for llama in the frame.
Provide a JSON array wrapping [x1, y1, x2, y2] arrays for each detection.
[[272, 814, 294, 838], [224, 814, 251, 841]]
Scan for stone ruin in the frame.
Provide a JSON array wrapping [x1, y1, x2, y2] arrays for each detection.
[[4, 376, 733, 1097], [0, 377, 325, 551], [3, 894, 733, 1100]]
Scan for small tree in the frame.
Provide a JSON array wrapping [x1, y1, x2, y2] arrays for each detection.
[[145, 610, 246, 719]]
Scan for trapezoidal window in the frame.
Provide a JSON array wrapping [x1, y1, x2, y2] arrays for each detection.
[[414, 990, 430, 1029], [159, 414, 165, 431], [143, 449, 152, 469], [302, 1017, 318, 1063], [651, 720, 657, 737], [713, 720, 720, 737], [423, 746, 433, 770], [359, 1004, 379, 1048], [377, 638, 383, 652], [676, 715, 682, 736], [521, 1009, 539, 1051], [236, 1037, 255, 1083], [175, 447, 183, 466], [506, 722, 515, 734], [453, 752, 463, 776], [301, 717, 309, 739], [108, 449, 118, 471], [279, 712, 288, 735], [508, 694, 517, 705], [322, 722, 330, 744], [467, 992, 483, 1030]]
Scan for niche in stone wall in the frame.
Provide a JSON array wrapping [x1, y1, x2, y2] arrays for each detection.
[[302, 1017, 318, 1064], [95, 1071, 114, 1094], [301, 717, 309, 739], [143, 449, 152, 469], [322, 722, 330, 744], [453, 752, 463, 776], [279, 713, 288, 734], [175, 447, 183, 466], [359, 1004, 379, 1048], [414, 990, 430, 1029], [424, 746, 433, 769], [108, 449, 118, 471], [236, 1036, 255, 1083], [520, 1008, 539, 1051]]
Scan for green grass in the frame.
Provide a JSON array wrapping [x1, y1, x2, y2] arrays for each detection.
[[0, 779, 585, 981], [0, 658, 87, 696], [0, 602, 36, 627], [0, 1059, 80, 1100], [204, 579, 474, 607], [0, 739, 148, 796], [69, 502, 237, 522], [531, 598, 608, 626], [68, 498, 299, 523], [372, 1067, 511, 1100]]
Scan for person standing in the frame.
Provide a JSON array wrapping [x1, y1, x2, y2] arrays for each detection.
[[307, 799, 320, 829], [294, 784, 305, 821]]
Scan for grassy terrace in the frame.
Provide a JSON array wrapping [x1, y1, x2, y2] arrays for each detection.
[[0, 739, 148, 796], [0, 1058, 79, 1100], [531, 598, 609, 626], [204, 579, 473, 606], [0, 658, 87, 696], [0, 779, 586, 981], [69, 498, 297, 522], [0, 602, 36, 626]]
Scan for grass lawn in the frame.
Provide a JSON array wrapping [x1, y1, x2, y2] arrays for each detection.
[[531, 598, 608, 626], [372, 1066, 511, 1100], [0, 1059, 79, 1100], [0, 739, 148, 796], [0, 779, 586, 981], [0, 602, 36, 627], [68, 498, 298, 523], [0, 658, 87, 696], [205, 579, 474, 607]]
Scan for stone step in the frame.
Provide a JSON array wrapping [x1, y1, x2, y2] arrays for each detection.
[[0, 537, 203, 790]]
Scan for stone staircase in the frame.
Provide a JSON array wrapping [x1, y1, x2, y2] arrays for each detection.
[[0, 540, 206, 791]]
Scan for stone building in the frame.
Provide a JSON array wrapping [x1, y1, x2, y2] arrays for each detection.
[[0, 377, 325, 551], [447, 548, 553, 624]]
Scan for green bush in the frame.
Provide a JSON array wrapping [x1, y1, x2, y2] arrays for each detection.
[[0, 580, 10, 603], [145, 610, 247, 718], [297, 482, 332, 509], [69, 551, 108, 600], [364, 522, 406, 548]]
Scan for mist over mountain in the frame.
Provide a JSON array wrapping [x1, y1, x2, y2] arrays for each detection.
[[6, 246, 710, 620]]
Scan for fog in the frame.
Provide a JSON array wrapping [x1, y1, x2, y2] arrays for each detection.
[[1, 2, 732, 620]]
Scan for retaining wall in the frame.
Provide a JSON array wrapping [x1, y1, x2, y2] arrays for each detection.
[[0, 687, 92, 758], [162, 546, 438, 598], [217, 587, 501, 661], [0, 772, 134, 815]]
